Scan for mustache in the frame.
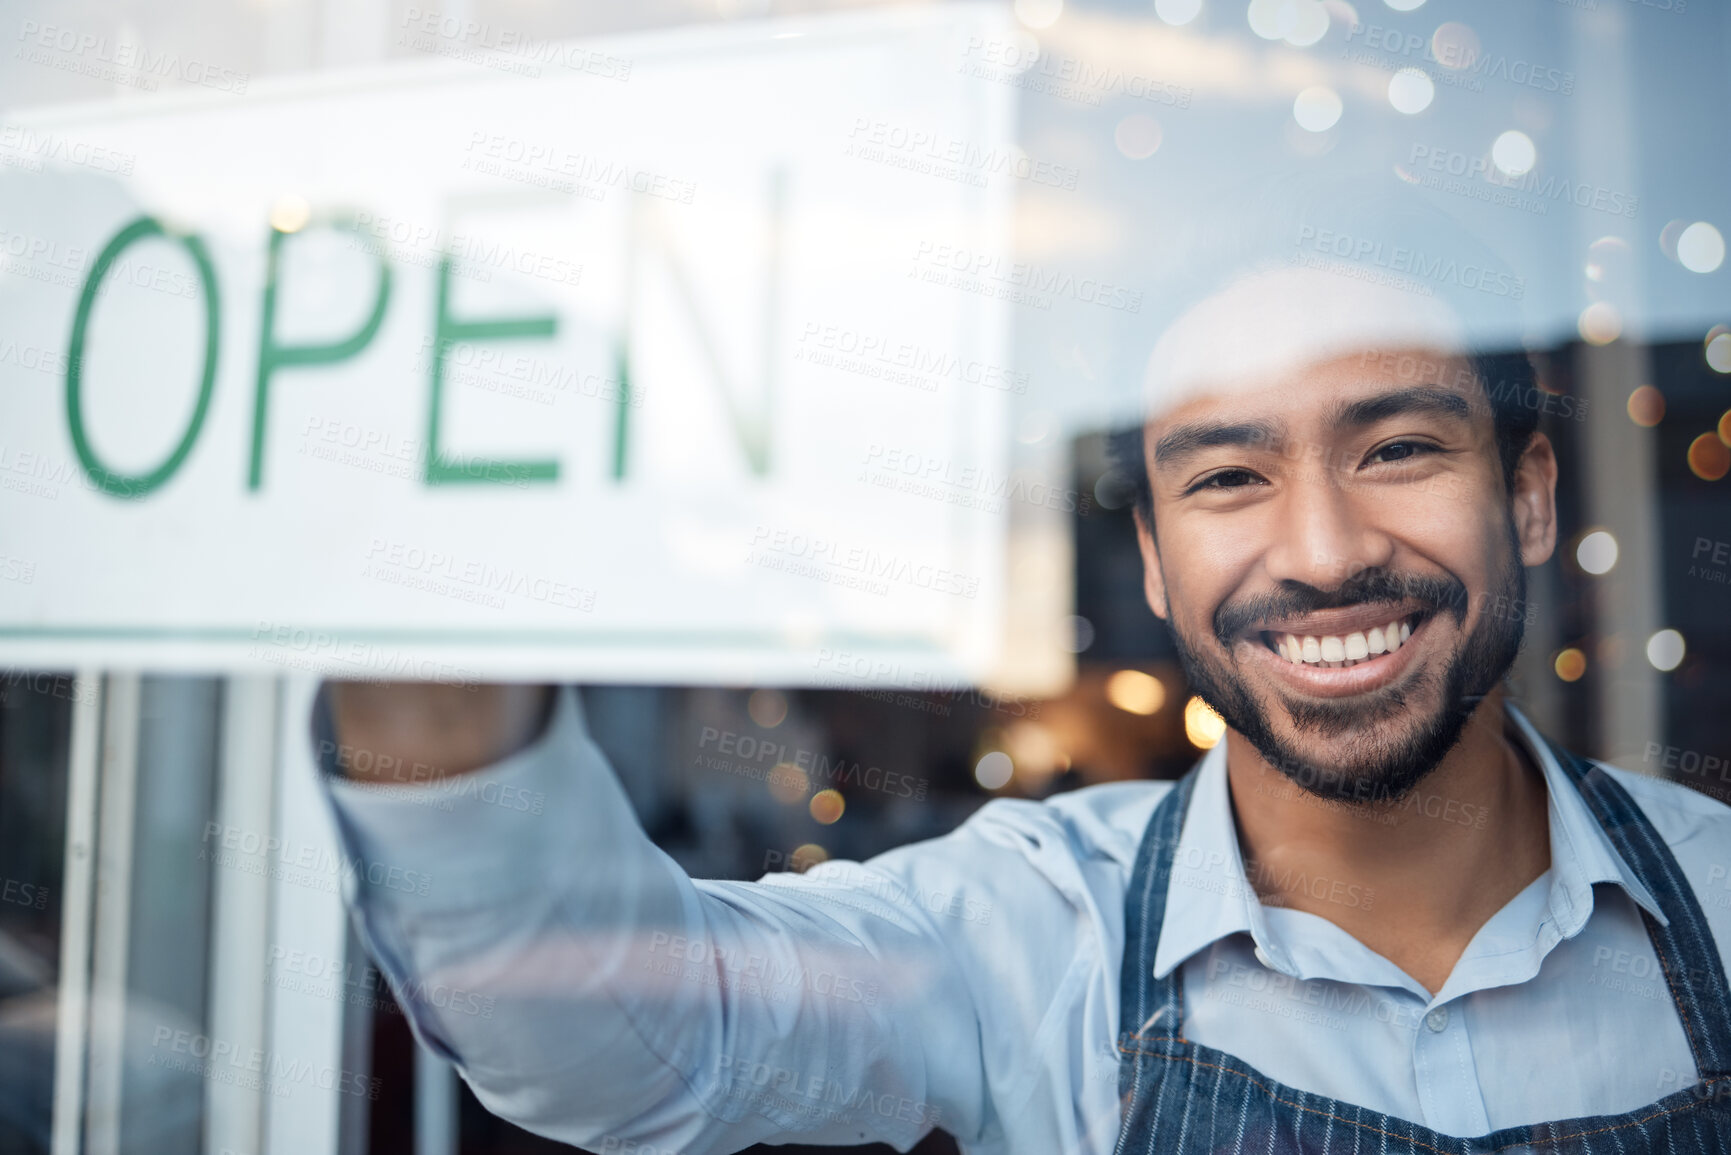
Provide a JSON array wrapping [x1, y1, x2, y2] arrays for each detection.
[[1213, 568, 1470, 647]]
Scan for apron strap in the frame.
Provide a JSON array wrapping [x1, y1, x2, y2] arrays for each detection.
[[1117, 768, 1198, 1047], [1117, 738, 1731, 1078], [1547, 738, 1731, 1078]]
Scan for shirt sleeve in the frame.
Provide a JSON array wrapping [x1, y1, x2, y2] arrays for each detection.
[[312, 684, 992, 1154]]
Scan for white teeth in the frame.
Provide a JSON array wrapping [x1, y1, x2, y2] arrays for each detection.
[[1270, 618, 1415, 669]]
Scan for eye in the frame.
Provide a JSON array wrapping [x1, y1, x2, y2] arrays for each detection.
[[1186, 468, 1265, 495], [1365, 440, 1438, 466]]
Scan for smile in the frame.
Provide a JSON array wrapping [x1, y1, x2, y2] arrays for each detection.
[[1236, 607, 1437, 698], [1260, 611, 1430, 669]]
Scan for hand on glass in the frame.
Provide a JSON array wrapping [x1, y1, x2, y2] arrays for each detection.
[[324, 681, 554, 783]]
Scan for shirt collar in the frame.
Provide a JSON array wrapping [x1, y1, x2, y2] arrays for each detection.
[[1151, 705, 1665, 981], [1505, 704, 1665, 933]]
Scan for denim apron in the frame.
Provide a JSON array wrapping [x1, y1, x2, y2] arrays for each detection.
[[1114, 742, 1731, 1153]]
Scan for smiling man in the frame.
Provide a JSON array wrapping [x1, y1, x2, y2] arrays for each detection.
[[1120, 264, 1559, 999], [1093, 260, 1731, 1151], [314, 252, 1731, 1155]]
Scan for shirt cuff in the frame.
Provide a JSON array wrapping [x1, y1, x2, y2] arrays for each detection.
[[313, 684, 601, 913]]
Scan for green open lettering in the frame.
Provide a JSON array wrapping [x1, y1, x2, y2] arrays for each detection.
[[249, 219, 392, 489], [65, 216, 220, 499], [424, 255, 560, 486]]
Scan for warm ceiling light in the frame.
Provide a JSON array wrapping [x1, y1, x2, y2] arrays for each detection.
[[1184, 696, 1226, 749], [1105, 669, 1167, 715]]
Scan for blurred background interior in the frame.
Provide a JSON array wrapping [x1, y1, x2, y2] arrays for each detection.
[[2, 0, 1729, 1152]]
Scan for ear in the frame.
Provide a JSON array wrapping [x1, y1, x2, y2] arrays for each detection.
[[1134, 510, 1171, 621], [1509, 432, 1559, 567]]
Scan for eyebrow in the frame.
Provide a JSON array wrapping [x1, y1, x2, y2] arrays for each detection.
[[1328, 386, 1474, 429], [1151, 419, 1284, 472], [1150, 386, 1476, 474]]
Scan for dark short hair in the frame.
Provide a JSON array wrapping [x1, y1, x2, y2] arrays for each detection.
[[1108, 348, 1541, 533]]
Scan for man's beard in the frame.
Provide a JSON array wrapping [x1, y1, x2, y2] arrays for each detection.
[[1165, 527, 1527, 805]]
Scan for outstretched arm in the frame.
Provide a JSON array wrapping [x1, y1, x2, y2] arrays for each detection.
[[315, 683, 989, 1154]]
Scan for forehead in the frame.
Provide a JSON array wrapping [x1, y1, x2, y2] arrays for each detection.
[[1142, 265, 1473, 428], [1148, 346, 1484, 441]]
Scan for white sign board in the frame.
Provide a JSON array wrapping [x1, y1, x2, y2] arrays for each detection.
[[0, 6, 1016, 684]]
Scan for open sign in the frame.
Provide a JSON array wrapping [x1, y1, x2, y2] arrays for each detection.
[[0, 8, 1012, 684]]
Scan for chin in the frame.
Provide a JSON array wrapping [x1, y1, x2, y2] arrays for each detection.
[[1243, 680, 1483, 805], [1170, 549, 1528, 808]]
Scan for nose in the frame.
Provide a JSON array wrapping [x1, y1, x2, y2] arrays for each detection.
[[1261, 472, 1396, 592]]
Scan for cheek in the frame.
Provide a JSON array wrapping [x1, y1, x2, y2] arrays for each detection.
[[1473, 509, 1521, 591], [1406, 507, 1510, 623], [1161, 519, 1262, 617], [1386, 468, 1506, 573]]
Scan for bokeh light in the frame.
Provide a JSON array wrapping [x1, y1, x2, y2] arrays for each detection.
[[768, 762, 811, 804], [809, 788, 846, 824], [1706, 327, 1731, 373], [789, 843, 828, 872], [1660, 219, 1689, 261], [1094, 470, 1135, 511], [1105, 669, 1167, 715], [1293, 86, 1343, 132], [1064, 615, 1096, 653], [1491, 130, 1536, 177], [1720, 409, 1731, 447], [1646, 629, 1686, 673], [1247, 0, 1295, 39], [1014, 0, 1064, 29], [1284, 0, 1330, 46], [1115, 113, 1164, 160], [1554, 648, 1587, 683], [1387, 69, 1434, 115], [1183, 696, 1226, 749], [748, 688, 788, 727], [1431, 23, 1480, 70], [1585, 236, 1630, 283], [974, 750, 1014, 790], [1576, 530, 1619, 575], [1688, 432, 1730, 481], [1004, 721, 1067, 790], [1626, 385, 1665, 427], [1155, 0, 1203, 25], [1678, 222, 1725, 274], [1578, 301, 1621, 345], [269, 195, 311, 234]]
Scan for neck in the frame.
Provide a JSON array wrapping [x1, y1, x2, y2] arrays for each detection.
[[1223, 689, 1552, 996]]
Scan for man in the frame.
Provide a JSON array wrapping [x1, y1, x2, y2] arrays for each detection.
[[317, 253, 1731, 1154]]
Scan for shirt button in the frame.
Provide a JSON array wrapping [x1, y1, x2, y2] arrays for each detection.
[[1253, 946, 1275, 969], [1425, 1008, 1450, 1033]]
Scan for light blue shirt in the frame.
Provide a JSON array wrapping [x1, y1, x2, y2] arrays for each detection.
[[317, 687, 1731, 1155]]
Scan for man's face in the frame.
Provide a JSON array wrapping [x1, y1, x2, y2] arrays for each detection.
[[1137, 347, 1553, 803]]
